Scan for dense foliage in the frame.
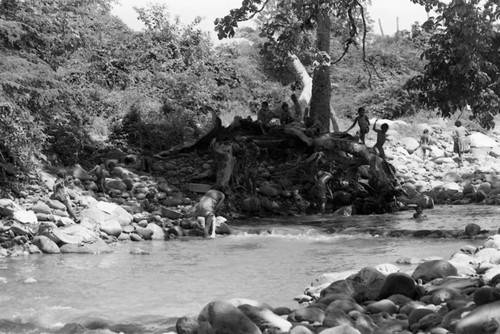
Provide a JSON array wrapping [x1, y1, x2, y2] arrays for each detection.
[[407, 0, 500, 129], [1, 0, 498, 177]]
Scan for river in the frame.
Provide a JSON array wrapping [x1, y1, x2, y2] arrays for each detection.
[[0, 205, 498, 333]]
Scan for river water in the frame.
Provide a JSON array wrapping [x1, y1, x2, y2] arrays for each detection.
[[0, 205, 498, 334]]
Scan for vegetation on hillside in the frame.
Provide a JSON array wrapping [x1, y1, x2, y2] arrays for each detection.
[[0, 0, 499, 181]]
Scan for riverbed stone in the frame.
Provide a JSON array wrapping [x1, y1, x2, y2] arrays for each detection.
[[464, 223, 481, 237], [320, 279, 374, 303], [288, 306, 325, 324], [317, 324, 361, 334], [412, 260, 458, 284], [455, 300, 500, 334], [59, 240, 112, 254], [146, 223, 165, 240], [176, 316, 199, 334], [378, 272, 418, 299], [33, 235, 60, 254], [290, 325, 315, 334], [99, 219, 122, 237], [32, 201, 52, 215], [135, 227, 153, 240], [238, 304, 292, 332], [365, 299, 398, 314], [484, 234, 500, 249], [323, 306, 352, 327]]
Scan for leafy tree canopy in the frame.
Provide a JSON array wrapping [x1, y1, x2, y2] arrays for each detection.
[[407, 0, 500, 129]]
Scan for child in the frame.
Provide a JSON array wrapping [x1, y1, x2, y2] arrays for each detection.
[[53, 170, 78, 222], [345, 107, 370, 144], [413, 205, 427, 219], [311, 171, 333, 215], [244, 138, 260, 195], [279, 102, 293, 125], [195, 189, 225, 238], [453, 120, 469, 165], [373, 120, 389, 159], [89, 162, 107, 193], [417, 129, 431, 161]]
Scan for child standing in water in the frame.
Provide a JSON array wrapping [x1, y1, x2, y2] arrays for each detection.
[[195, 189, 225, 238], [311, 171, 333, 215], [345, 107, 370, 144], [373, 120, 389, 159]]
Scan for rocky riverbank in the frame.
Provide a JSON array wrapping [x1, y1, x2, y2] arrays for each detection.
[[175, 234, 500, 334], [1, 117, 500, 257]]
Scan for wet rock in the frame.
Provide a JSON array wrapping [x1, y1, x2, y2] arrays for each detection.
[[378, 272, 418, 299], [129, 233, 143, 241], [472, 286, 500, 306], [238, 304, 292, 332], [289, 325, 315, 334], [484, 234, 500, 249], [129, 248, 150, 255], [135, 227, 153, 240], [33, 235, 60, 254], [146, 222, 165, 240], [412, 260, 458, 284], [288, 306, 325, 324], [455, 300, 500, 334], [318, 324, 361, 334], [326, 300, 363, 314], [176, 316, 199, 334], [365, 299, 398, 314], [32, 201, 52, 215], [99, 219, 122, 237], [464, 223, 481, 237], [59, 240, 112, 254], [198, 300, 261, 334], [322, 306, 352, 327]]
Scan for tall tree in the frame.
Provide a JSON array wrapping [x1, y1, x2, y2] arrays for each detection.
[[408, 0, 500, 129], [215, 0, 371, 134]]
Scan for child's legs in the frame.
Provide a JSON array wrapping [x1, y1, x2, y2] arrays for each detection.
[[359, 130, 366, 143], [63, 197, 77, 220], [204, 213, 215, 238]]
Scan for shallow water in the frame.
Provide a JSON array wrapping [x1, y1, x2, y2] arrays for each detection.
[[0, 205, 496, 333]]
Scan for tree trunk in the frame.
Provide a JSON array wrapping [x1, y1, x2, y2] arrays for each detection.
[[290, 8, 340, 133], [310, 8, 332, 134]]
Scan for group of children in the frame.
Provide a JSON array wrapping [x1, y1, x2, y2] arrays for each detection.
[[344, 107, 469, 164], [344, 107, 389, 159]]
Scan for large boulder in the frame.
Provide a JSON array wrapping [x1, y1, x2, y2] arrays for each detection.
[[378, 272, 418, 299], [412, 260, 458, 284], [197, 300, 261, 334], [80, 201, 133, 226], [468, 132, 498, 148], [33, 235, 60, 254], [455, 300, 500, 334]]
